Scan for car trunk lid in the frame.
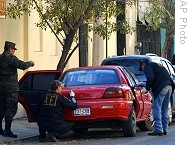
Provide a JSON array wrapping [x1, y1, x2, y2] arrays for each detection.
[[61, 84, 120, 100]]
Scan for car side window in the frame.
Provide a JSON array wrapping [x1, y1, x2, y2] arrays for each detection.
[[166, 61, 175, 75], [20, 73, 59, 91], [165, 61, 175, 81], [122, 67, 138, 86], [161, 60, 170, 74], [161, 60, 175, 77], [33, 73, 58, 90], [19, 75, 32, 90]]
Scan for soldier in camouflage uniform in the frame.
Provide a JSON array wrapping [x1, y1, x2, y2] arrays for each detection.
[[0, 41, 35, 138]]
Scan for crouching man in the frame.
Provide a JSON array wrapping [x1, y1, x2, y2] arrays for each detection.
[[37, 80, 77, 142]]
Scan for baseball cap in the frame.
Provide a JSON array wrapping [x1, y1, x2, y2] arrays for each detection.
[[138, 59, 148, 71], [50, 80, 62, 91]]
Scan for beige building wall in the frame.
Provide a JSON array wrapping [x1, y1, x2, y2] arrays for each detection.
[[92, 18, 117, 66], [126, 4, 137, 55], [0, 4, 137, 118]]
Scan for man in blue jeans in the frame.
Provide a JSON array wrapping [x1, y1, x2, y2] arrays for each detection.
[[139, 60, 174, 136]]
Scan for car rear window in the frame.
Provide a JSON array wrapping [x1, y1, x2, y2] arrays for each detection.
[[61, 69, 120, 86]]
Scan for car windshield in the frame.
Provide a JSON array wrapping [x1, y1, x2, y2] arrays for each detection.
[[61, 69, 120, 86]]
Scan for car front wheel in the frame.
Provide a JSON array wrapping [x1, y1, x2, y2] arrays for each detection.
[[138, 110, 154, 131]]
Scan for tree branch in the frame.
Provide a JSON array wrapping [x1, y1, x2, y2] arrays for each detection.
[[64, 43, 79, 67], [32, 0, 64, 46], [73, 0, 96, 30]]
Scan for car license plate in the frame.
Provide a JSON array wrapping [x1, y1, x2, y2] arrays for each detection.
[[74, 108, 91, 116]]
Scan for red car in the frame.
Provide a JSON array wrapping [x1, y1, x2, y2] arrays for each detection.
[[18, 66, 154, 137]]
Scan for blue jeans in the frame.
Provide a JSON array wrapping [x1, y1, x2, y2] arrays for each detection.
[[153, 85, 172, 133]]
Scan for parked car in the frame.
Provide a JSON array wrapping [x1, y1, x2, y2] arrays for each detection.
[[18, 66, 154, 137], [101, 53, 175, 123]]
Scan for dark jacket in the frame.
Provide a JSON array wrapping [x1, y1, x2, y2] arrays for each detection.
[[144, 62, 173, 97], [0, 51, 33, 92], [37, 91, 77, 129]]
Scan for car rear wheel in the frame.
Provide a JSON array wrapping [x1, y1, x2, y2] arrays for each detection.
[[138, 110, 154, 131], [122, 106, 137, 137]]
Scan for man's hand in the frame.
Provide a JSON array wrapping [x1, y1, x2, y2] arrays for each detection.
[[69, 90, 75, 97], [29, 61, 35, 67], [69, 90, 77, 103], [141, 88, 148, 94]]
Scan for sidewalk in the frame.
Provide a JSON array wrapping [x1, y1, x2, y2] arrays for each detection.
[[0, 117, 38, 144]]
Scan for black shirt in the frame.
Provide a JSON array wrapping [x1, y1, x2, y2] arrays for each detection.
[[37, 91, 77, 128], [144, 62, 173, 97]]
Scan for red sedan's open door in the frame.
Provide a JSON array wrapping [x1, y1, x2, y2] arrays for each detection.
[[18, 70, 61, 122]]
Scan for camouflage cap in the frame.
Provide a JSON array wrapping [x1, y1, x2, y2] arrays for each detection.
[[4, 41, 17, 51]]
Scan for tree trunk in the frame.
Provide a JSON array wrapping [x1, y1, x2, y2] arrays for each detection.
[[161, 31, 172, 59], [56, 31, 76, 72]]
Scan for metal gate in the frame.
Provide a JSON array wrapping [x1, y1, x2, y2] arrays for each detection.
[[136, 24, 161, 56]]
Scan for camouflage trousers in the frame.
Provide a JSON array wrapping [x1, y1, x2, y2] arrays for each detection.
[[0, 92, 18, 122]]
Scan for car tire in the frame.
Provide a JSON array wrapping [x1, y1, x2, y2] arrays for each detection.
[[138, 110, 154, 131], [122, 106, 137, 137], [73, 128, 88, 134]]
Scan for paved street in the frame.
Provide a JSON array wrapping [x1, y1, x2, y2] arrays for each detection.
[[0, 117, 175, 145]]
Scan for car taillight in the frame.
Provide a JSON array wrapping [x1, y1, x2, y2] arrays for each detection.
[[124, 91, 135, 101], [103, 87, 124, 98]]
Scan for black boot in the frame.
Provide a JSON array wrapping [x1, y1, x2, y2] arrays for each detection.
[[0, 129, 3, 135], [38, 127, 46, 142], [0, 129, 3, 134], [2, 120, 17, 138], [0, 117, 3, 135], [0, 122, 3, 135]]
